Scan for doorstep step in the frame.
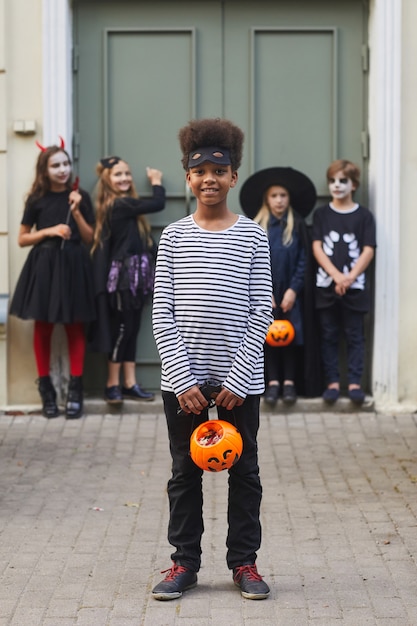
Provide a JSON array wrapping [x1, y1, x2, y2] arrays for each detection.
[[1, 394, 375, 416]]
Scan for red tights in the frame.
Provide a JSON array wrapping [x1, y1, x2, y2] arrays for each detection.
[[34, 321, 86, 377]]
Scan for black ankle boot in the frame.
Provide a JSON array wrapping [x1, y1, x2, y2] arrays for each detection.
[[65, 376, 83, 419], [37, 376, 59, 418]]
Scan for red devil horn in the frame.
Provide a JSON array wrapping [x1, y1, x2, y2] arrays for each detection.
[[59, 135, 65, 149], [35, 140, 47, 152]]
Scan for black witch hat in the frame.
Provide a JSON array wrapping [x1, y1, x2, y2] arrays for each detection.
[[239, 167, 317, 219]]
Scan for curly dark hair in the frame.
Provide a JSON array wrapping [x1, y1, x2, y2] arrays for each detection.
[[178, 118, 244, 171]]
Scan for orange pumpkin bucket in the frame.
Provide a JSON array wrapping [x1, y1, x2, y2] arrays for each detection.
[[265, 319, 295, 347], [190, 420, 243, 472]]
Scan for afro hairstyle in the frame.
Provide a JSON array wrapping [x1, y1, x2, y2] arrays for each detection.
[[178, 118, 244, 171]]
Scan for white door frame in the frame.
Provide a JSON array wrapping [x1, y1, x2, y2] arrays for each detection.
[[41, 0, 73, 149], [42, 0, 402, 407], [368, 0, 402, 408]]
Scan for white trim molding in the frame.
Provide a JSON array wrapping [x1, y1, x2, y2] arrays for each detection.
[[42, 0, 72, 150], [368, 0, 402, 408], [42, 0, 73, 397]]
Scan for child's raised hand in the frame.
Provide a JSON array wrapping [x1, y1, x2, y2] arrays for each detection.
[[146, 167, 163, 186]]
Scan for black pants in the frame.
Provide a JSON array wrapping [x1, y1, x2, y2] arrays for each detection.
[[162, 391, 263, 572], [318, 303, 365, 385], [108, 307, 142, 363], [264, 343, 297, 383]]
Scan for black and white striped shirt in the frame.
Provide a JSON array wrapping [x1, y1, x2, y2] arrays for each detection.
[[152, 214, 272, 398]]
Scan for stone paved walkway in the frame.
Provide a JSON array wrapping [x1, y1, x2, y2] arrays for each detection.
[[0, 404, 416, 625]]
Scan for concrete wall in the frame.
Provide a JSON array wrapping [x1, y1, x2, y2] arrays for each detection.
[[398, 0, 417, 405], [0, 0, 7, 403], [4, 0, 43, 405]]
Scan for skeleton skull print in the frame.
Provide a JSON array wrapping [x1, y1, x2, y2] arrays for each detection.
[[316, 229, 365, 290]]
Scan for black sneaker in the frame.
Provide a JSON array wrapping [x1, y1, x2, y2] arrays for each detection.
[[122, 383, 154, 401], [233, 564, 270, 600], [152, 562, 197, 600], [263, 384, 279, 407], [282, 383, 297, 405]]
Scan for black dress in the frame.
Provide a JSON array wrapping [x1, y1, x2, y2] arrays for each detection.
[[268, 212, 306, 343], [89, 185, 166, 353], [10, 190, 96, 324], [268, 212, 323, 397]]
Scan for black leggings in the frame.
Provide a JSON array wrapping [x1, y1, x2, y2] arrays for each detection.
[[108, 307, 142, 363], [264, 343, 297, 383]]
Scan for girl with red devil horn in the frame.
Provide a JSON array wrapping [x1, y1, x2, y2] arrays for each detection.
[[9, 138, 96, 419]]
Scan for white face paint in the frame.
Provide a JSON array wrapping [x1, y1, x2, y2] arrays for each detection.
[[47, 151, 71, 190], [328, 170, 355, 201]]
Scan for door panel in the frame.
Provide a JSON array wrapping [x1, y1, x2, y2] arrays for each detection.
[[74, 2, 223, 205], [105, 27, 197, 224], [252, 28, 337, 187], [74, 0, 368, 392], [223, 1, 368, 203]]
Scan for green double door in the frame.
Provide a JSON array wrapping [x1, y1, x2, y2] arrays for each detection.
[[74, 0, 369, 393]]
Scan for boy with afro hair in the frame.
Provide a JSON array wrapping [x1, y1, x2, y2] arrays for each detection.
[[152, 118, 272, 600]]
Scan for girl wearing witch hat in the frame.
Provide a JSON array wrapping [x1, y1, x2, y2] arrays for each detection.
[[10, 139, 95, 419], [240, 167, 320, 406]]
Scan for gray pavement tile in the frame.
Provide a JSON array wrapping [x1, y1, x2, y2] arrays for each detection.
[[75, 608, 111, 624], [0, 410, 416, 624]]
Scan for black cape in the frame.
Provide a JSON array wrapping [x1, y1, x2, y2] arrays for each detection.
[[293, 215, 323, 397]]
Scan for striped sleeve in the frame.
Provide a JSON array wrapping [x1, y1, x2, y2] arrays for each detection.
[[152, 220, 197, 395]]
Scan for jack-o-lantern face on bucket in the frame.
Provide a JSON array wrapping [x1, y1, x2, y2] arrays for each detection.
[[265, 319, 295, 347], [190, 420, 243, 472]]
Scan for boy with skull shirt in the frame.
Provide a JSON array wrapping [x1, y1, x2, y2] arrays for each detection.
[[312, 159, 376, 406]]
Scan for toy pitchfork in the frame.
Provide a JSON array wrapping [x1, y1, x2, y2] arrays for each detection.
[[60, 176, 80, 250]]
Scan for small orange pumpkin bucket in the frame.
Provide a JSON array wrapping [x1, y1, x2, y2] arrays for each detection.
[[265, 319, 295, 347], [190, 419, 243, 472]]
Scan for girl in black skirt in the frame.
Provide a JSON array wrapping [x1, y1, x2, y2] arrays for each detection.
[[10, 140, 95, 419]]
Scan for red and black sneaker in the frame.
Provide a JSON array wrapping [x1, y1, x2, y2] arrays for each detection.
[[152, 562, 197, 600], [233, 564, 270, 599]]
